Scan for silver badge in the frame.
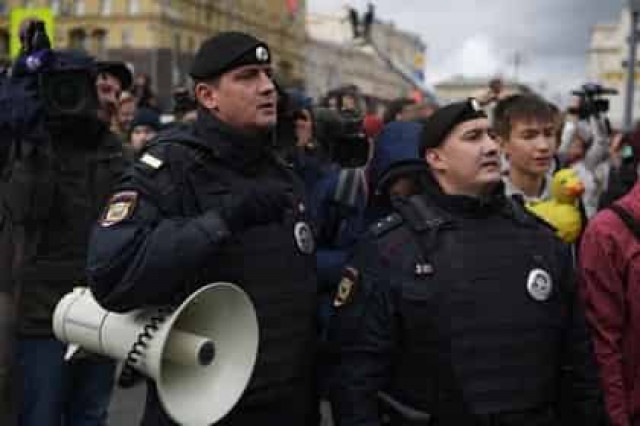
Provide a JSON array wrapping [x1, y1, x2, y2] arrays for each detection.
[[256, 46, 269, 62], [526, 268, 553, 301], [294, 221, 315, 254]]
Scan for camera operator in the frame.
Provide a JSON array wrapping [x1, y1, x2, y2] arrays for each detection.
[[558, 84, 615, 217], [0, 21, 130, 426]]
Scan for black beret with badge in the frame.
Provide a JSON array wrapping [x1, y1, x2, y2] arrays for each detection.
[[419, 98, 487, 156], [189, 31, 271, 80]]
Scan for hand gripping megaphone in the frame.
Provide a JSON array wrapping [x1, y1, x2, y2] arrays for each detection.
[[53, 282, 259, 425]]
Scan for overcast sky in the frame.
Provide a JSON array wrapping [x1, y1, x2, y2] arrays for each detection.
[[308, 0, 625, 103]]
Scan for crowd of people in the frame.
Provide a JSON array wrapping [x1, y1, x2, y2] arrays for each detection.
[[2, 28, 640, 426]]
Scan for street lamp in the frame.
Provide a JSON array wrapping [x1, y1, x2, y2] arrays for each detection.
[[624, 0, 640, 130]]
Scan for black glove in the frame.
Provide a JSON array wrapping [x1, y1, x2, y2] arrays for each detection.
[[221, 181, 293, 233]]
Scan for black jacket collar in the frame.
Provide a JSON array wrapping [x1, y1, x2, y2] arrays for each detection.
[[193, 109, 272, 172]]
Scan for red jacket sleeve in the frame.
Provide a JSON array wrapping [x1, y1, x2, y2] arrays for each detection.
[[579, 218, 629, 426]]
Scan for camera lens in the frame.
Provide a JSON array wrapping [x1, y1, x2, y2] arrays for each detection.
[[50, 74, 83, 113]]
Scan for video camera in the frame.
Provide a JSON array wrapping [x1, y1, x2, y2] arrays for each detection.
[[0, 20, 99, 143], [315, 107, 369, 168], [569, 83, 617, 119]]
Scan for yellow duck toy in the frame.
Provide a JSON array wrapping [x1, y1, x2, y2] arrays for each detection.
[[526, 168, 585, 244]]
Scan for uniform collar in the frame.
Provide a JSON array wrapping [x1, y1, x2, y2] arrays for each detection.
[[194, 109, 272, 171], [421, 173, 508, 218]]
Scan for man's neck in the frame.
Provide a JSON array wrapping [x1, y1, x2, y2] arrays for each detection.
[[508, 169, 545, 198]]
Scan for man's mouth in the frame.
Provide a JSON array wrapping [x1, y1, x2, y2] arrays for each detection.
[[258, 102, 275, 112], [480, 158, 501, 169]]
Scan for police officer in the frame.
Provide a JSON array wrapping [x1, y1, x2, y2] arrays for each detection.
[[86, 32, 317, 425], [329, 99, 605, 426]]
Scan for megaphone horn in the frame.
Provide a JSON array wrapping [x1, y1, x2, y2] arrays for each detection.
[[53, 283, 259, 425]]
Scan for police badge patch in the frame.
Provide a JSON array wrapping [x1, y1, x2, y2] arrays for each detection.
[[294, 221, 315, 254], [100, 191, 138, 227], [526, 268, 553, 302], [333, 267, 359, 308]]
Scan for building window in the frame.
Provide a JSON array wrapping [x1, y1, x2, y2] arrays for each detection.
[[127, 0, 139, 15], [92, 29, 107, 58], [0, 30, 8, 57], [99, 0, 111, 15], [69, 28, 87, 51], [74, 0, 86, 16], [122, 28, 133, 48], [172, 33, 181, 85], [0, 1, 6, 15], [49, 0, 60, 14]]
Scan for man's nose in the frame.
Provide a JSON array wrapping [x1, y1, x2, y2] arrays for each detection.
[[258, 71, 275, 94], [533, 135, 553, 151]]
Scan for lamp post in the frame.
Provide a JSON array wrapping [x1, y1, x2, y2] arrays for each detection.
[[624, 0, 640, 130]]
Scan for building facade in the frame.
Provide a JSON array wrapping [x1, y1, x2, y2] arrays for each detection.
[[0, 0, 307, 107], [588, 7, 637, 128], [305, 12, 427, 107], [434, 76, 526, 103]]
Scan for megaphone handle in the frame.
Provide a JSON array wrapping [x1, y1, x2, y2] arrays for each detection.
[[118, 306, 173, 388]]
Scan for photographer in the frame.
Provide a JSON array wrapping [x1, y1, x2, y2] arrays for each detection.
[[558, 84, 615, 217], [0, 22, 130, 426]]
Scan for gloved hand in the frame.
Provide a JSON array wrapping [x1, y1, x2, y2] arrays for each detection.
[[221, 181, 293, 233]]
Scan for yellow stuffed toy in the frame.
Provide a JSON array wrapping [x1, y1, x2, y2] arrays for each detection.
[[526, 169, 585, 244]]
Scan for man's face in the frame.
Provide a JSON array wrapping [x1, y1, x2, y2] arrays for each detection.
[[501, 119, 556, 178], [196, 64, 277, 133], [426, 117, 501, 197], [118, 100, 136, 131], [96, 72, 122, 116], [130, 125, 157, 152]]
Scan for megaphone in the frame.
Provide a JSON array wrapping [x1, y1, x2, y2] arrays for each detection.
[[53, 282, 259, 425]]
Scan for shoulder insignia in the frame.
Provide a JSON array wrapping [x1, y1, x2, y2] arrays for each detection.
[[139, 152, 163, 170], [100, 191, 138, 227], [333, 266, 359, 308], [370, 213, 403, 237]]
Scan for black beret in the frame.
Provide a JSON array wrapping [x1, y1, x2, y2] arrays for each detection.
[[189, 31, 271, 80], [419, 98, 487, 156]]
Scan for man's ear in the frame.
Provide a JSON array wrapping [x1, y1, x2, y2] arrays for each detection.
[[425, 148, 444, 172], [194, 82, 219, 111]]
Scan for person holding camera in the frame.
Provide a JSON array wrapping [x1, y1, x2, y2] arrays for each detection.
[[0, 41, 131, 425], [328, 99, 605, 426], [558, 91, 612, 218], [86, 32, 318, 425]]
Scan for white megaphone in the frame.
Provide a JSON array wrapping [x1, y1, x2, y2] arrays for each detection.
[[53, 282, 259, 426]]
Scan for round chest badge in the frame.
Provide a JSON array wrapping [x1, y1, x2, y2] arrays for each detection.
[[256, 46, 269, 62], [294, 222, 315, 255], [526, 268, 553, 302]]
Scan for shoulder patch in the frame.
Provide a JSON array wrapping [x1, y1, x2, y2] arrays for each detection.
[[139, 152, 164, 170], [333, 266, 359, 308], [370, 213, 403, 237], [100, 191, 138, 227]]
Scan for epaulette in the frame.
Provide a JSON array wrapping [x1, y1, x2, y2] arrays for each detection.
[[136, 144, 166, 174], [528, 211, 558, 234], [507, 198, 558, 233], [370, 213, 404, 237]]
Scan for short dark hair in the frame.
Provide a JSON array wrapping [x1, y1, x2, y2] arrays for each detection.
[[494, 94, 556, 139], [383, 97, 414, 124]]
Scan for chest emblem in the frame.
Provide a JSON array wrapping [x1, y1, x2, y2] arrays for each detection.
[[294, 221, 315, 255], [526, 268, 553, 302]]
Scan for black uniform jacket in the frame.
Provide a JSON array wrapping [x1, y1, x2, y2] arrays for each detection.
[[329, 182, 605, 426], [87, 112, 318, 425]]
